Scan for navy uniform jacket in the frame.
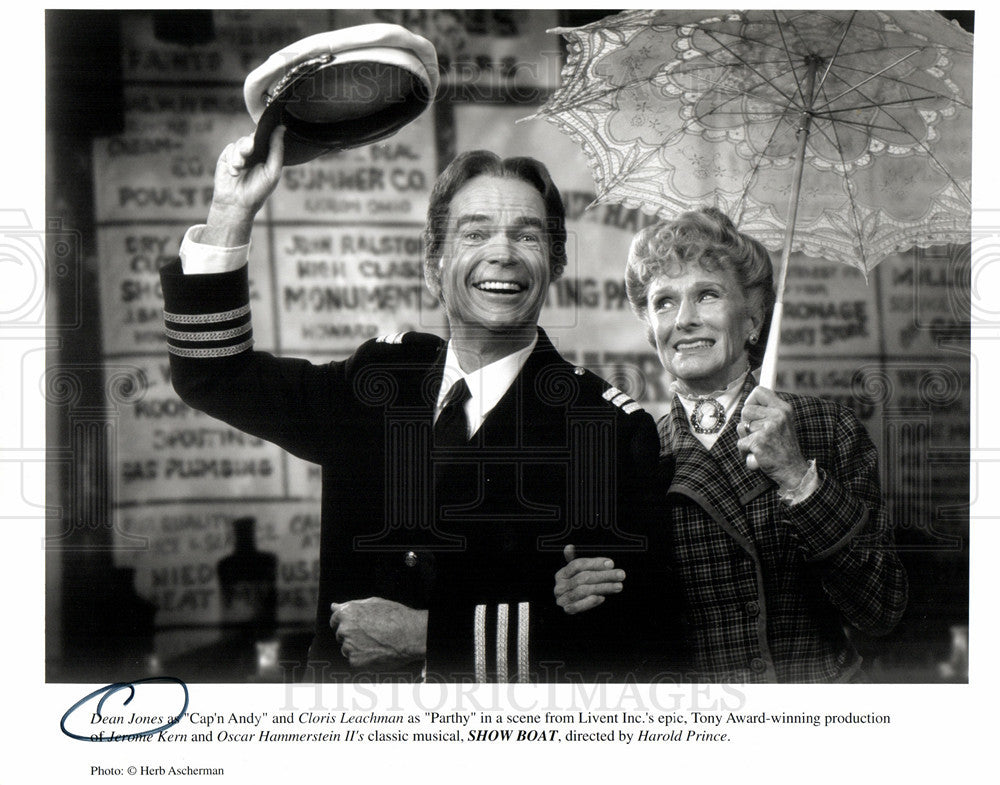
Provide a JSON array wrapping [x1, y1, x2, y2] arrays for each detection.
[[160, 259, 680, 682]]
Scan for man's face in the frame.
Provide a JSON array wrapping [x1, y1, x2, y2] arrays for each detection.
[[437, 175, 551, 336]]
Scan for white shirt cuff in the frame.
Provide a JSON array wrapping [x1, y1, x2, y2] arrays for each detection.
[[779, 459, 819, 506], [179, 224, 250, 274]]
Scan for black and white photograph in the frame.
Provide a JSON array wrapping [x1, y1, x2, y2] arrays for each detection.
[[2, 4, 994, 782]]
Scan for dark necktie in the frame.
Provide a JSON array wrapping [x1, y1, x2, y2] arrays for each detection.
[[434, 378, 471, 446]]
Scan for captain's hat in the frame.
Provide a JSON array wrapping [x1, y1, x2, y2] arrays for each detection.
[[243, 23, 439, 166]]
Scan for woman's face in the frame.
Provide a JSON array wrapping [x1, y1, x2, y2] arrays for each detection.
[[644, 261, 761, 396]]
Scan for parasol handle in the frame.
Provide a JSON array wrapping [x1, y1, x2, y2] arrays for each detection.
[[757, 299, 783, 389], [756, 57, 819, 391]]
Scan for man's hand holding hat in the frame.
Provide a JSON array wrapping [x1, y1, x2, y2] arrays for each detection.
[[198, 23, 438, 248], [201, 127, 285, 248]]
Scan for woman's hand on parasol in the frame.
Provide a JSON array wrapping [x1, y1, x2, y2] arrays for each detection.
[[737, 386, 811, 491]]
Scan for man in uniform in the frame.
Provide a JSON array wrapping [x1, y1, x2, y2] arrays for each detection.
[[160, 127, 675, 682]]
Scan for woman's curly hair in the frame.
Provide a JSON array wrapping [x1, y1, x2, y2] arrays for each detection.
[[624, 207, 775, 368]]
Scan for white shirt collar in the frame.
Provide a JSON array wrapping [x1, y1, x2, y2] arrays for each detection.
[[436, 332, 539, 438], [671, 370, 750, 449]]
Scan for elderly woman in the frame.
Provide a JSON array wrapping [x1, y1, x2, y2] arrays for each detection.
[[556, 207, 907, 683]]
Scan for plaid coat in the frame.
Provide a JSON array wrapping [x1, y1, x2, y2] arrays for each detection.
[[654, 375, 907, 683]]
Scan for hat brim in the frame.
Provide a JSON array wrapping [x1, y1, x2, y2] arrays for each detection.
[[248, 58, 433, 167]]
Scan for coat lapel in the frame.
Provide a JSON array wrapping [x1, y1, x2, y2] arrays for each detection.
[[661, 375, 773, 554], [421, 342, 449, 411], [710, 376, 774, 507], [479, 329, 565, 448]]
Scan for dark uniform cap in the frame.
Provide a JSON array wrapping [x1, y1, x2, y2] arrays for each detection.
[[243, 24, 439, 166]]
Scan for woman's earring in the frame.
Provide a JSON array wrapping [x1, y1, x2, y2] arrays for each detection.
[[748, 333, 758, 345]]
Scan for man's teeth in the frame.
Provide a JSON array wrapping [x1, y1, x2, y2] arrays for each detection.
[[474, 281, 524, 292]]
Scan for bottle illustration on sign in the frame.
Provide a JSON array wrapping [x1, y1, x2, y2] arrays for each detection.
[[216, 516, 279, 677]]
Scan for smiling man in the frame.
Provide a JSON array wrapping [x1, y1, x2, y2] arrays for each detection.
[[158, 131, 672, 682]]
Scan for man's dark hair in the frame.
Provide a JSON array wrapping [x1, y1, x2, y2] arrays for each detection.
[[422, 150, 568, 297]]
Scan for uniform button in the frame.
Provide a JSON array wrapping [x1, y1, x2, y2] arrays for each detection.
[[746, 601, 760, 616], [404, 551, 419, 568], [750, 657, 766, 673]]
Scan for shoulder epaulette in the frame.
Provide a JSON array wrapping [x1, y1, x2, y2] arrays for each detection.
[[602, 385, 644, 415], [375, 331, 408, 345], [358, 331, 443, 362]]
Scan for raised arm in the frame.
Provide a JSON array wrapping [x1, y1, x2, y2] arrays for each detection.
[[198, 127, 285, 249], [161, 126, 358, 465]]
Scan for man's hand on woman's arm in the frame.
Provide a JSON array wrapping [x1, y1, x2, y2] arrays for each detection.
[[553, 544, 626, 615]]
